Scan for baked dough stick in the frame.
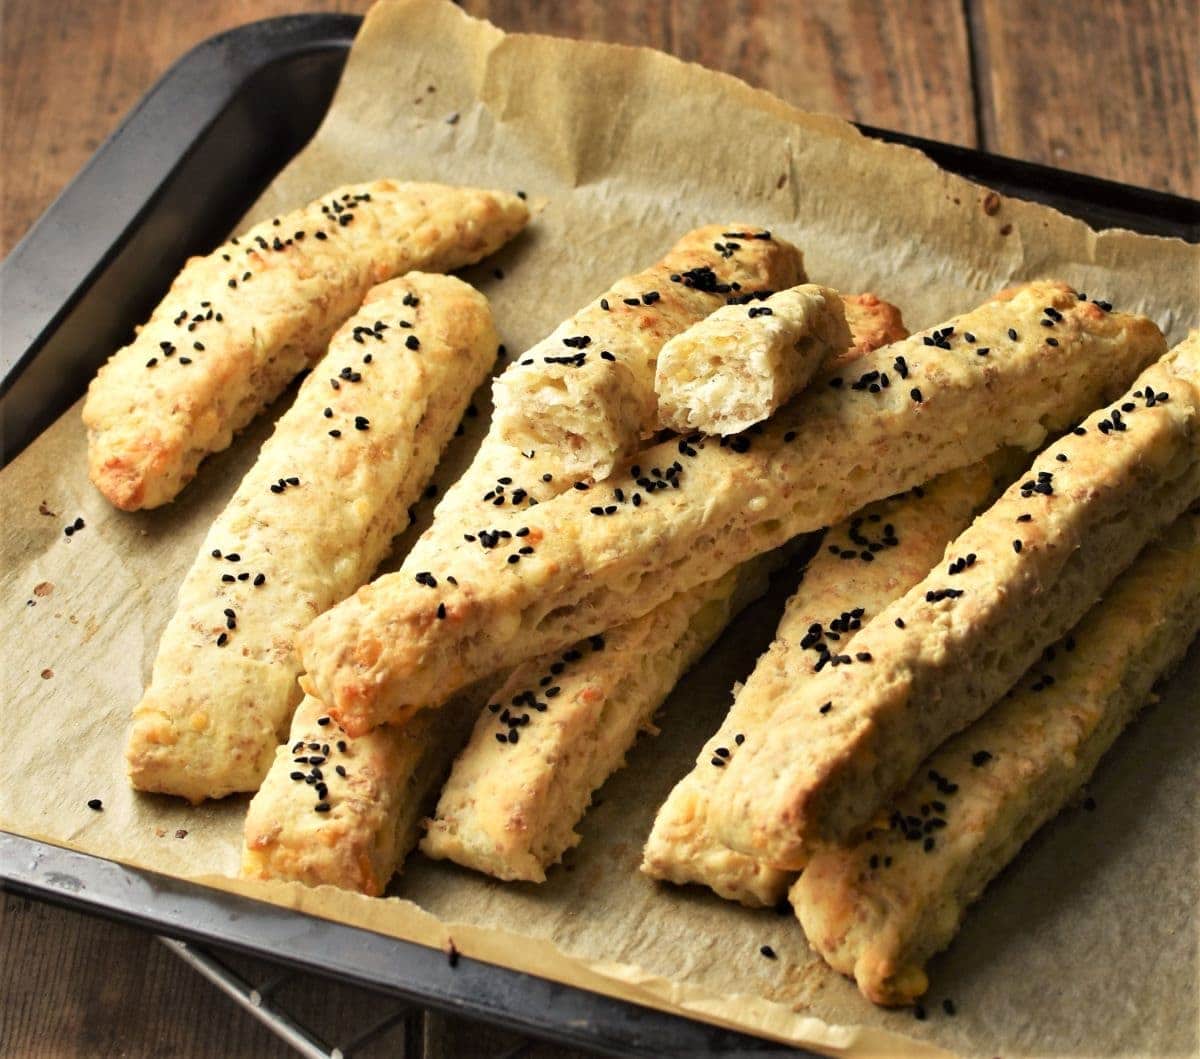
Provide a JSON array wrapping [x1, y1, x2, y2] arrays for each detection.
[[711, 337, 1200, 869], [244, 296, 903, 892], [641, 459, 1004, 907], [300, 281, 1165, 735], [491, 225, 804, 480], [242, 690, 489, 895], [83, 181, 528, 511], [126, 274, 497, 802], [421, 558, 778, 881], [794, 508, 1200, 1006], [655, 284, 851, 434]]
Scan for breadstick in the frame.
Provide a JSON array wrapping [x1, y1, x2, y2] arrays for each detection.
[[422, 294, 907, 882], [127, 274, 497, 802], [655, 284, 851, 434], [793, 506, 1200, 1005], [491, 225, 804, 480], [421, 558, 778, 881], [710, 337, 1200, 868], [299, 282, 1165, 735], [641, 459, 1004, 906], [84, 181, 528, 510], [242, 690, 486, 895]]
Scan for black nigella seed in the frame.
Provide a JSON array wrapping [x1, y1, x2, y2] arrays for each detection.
[[406, 335, 420, 350], [759, 945, 776, 959], [87, 798, 103, 811]]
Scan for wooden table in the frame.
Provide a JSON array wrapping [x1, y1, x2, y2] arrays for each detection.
[[2, 2, 1195, 1056]]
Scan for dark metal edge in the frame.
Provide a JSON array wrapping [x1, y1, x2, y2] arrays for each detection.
[[0, 833, 798, 1058]]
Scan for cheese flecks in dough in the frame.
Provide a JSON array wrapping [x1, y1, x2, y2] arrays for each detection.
[[84, 181, 528, 510], [710, 337, 1200, 867], [491, 224, 804, 481], [641, 458, 1004, 907], [655, 284, 851, 434], [793, 505, 1200, 1006], [299, 282, 1166, 735], [127, 274, 498, 802]]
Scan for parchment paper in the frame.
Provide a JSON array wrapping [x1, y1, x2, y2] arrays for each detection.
[[2, 2, 1197, 1054]]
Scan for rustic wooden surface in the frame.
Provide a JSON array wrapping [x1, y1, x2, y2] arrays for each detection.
[[2, 1, 1195, 1056]]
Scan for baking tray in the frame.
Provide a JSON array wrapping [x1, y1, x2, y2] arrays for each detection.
[[2, 13, 1198, 1056]]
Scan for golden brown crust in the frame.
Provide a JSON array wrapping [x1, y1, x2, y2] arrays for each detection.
[[711, 338, 1200, 867], [839, 293, 908, 361], [126, 274, 497, 801], [793, 504, 1200, 1005], [298, 282, 1166, 736], [84, 181, 527, 510], [491, 225, 804, 479], [640, 458, 1004, 906]]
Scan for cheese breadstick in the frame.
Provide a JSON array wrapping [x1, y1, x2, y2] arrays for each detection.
[[299, 282, 1165, 735], [794, 507, 1200, 1005], [641, 459, 1003, 906], [421, 558, 778, 881], [421, 293, 908, 882], [491, 225, 804, 480], [84, 181, 528, 510], [127, 274, 497, 802], [711, 337, 1200, 868], [242, 690, 486, 895], [655, 284, 851, 434]]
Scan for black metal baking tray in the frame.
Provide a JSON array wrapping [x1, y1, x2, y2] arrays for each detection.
[[1, 13, 1197, 1056]]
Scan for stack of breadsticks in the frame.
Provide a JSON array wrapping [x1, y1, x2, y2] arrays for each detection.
[[86, 180, 1198, 1008]]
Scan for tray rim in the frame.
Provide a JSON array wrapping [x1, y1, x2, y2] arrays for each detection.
[[2, 12, 1196, 1057]]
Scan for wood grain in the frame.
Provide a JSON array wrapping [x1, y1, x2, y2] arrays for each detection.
[[0, 0, 372, 256], [0, 891, 580, 1057], [971, 0, 1198, 195], [462, 0, 978, 146]]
